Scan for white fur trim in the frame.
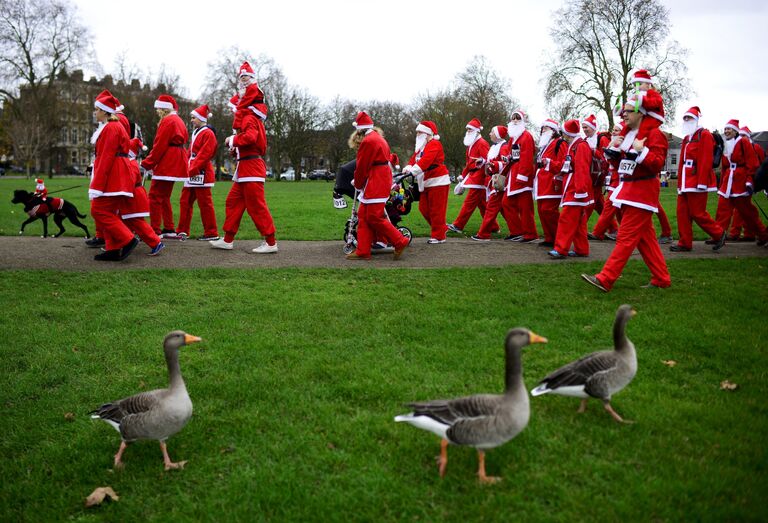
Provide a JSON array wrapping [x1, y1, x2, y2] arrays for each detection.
[[121, 212, 150, 219], [683, 111, 699, 120], [636, 146, 650, 164], [183, 181, 215, 188], [248, 106, 267, 121], [94, 100, 117, 114], [561, 200, 593, 207], [582, 120, 597, 131], [424, 174, 451, 187], [411, 164, 424, 176], [466, 124, 482, 132], [561, 126, 580, 137], [234, 176, 265, 183], [150, 175, 187, 182], [191, 110, 208, 122], [724, 123, 740, 133], [354, 123, 373, 129], [647, 111, 665, 123], [415, 124, 434, 135], [358, 195, 388, 204], [154, 100, 174, 110]]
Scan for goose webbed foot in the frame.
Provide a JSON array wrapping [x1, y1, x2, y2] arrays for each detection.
[[603, 402, 635, 424], [477, 450, 502, 485], [577, 399, 588, 413], [113, 441, 128, 469], [160, 441, 187, 471], [435, 439, 448, 478]]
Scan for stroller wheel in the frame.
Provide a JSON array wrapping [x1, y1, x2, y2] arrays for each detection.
[[343, 242, 356, 255], [398, 226, 413, 245]]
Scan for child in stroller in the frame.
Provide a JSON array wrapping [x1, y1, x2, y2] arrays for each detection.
[[335, 162, 417, 254]]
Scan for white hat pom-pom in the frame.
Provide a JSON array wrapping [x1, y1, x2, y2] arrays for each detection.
[[142, 145, 148, 151]]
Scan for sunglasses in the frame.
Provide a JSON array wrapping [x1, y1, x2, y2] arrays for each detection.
[[510, 115, 522, 121]]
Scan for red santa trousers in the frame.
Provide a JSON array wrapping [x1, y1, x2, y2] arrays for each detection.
[[476, 192, 517, 238], [356, 203, 409, 258], [656, 202, 672, 238], [728, 211, 757, 239], [453, 188, 494, 231], [675, 192, 723, 248], [418, 185, 449, 241], [591, 196, 619, 238], [148, 179, 176, 233], [123, 217, 161, 249], [537, 199, 560, 243], [222, 181, 276, 243], [595, 206, 671, 290], [715, 196, 768, 242], [177, 187, 219, 237], [502, 192, 538, 240], [554, 206, 589, 256], [90, 197, 135, 251]]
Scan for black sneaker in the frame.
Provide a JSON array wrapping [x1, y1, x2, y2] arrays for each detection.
[[669, 245, 692, 252], [581, 273, 608, 293], [85, 237, 105, 248], [118, 238, 139, 260], [539, 241, 554, 247], [504, 235, 523, 241], [197, 235, 221, 241], [94, 249, 120, 261], [713, 233, 727, 251]]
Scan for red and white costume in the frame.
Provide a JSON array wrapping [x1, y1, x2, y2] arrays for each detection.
[[141, 94, 189, 234], [583, 115, 611, 222], [553, 123, 593, 256], [34, 178, 47, 200], [472, 126, 511, 239], [502, 121, 538, 241], [728, 127, 764, 240], [121, 138, 161, 249], [406, 121, 450, 241], [177, 105, 219, 238], [450, 119, 490, 231], [351, 112, 408, 258], [533, 119, 566, 244], [591, 100, 671, 291], [591, 124, 625, 239]]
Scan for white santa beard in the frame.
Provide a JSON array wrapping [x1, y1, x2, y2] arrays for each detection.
[[463, 130, 479, 146], [508, 122, 524, 140], [586, 134, 598, 149], [415, 135, 428, 153], [487, 141, 504, 160], [682, 121, 698, 138], [538, 130, 553, 148]]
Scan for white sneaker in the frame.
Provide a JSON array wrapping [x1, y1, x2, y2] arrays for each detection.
[[427, 238, 446, 244], [252, 242, 278, 254], [210, 238, 233, 250]]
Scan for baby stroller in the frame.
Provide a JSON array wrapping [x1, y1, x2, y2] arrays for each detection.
[[341, 170, 417, 255]]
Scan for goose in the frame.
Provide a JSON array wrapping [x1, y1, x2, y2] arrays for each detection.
[[394, 328, 547, 483], [90, 331, 202, 470], [531, 304, 637, 423]]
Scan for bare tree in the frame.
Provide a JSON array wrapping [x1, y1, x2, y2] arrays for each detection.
[[279, 87, 324, 181], [542, 0, 690, 128]]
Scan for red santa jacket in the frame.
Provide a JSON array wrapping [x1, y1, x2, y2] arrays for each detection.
[[117, 113, 131, 136], [560, 137, 593, 207], [89, 120, 134, 199], [587, 133, 611, 187], [354, 130, 393, 204], [408, 139, 450, 189], [186, 125, 217, 188], [141, 113, 189, 181], [121, 138, 150, 219], [608, 119, 667, 212], [533, 137, 566, 200], [232, 111, 268, 182], [506, 130, 536, 196], [677, 128, 717, 193], [719, 137, 759, 198], [754, 142, 766, 164], [460, 137, 490, 189]]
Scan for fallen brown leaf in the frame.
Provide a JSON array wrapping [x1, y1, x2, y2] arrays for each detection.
[[720, 380, 739, 391], [64, 412, 75, 421], [138, 380, 146, 389], [85, 487, 119, 507], [662, 360, 677, 367]]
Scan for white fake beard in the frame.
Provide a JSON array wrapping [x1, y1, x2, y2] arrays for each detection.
[[682, 120, 698, 138], [724, 138, 736, 157], [508, 122, 524, 140], [463, 130, 478, 146], [538, 129, 553, 148], [487, 140, 504, 160], [415, 134, 428, 153], [586, 134, 598, 149], [90, 122, 106, 144]]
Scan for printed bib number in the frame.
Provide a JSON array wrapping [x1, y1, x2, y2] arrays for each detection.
[[729, 162, 737, 171], [511, 148, 521, 161], [684, 159, 694, 168], [189, 172, 205, 186], [562, 155, 572, 173], [618, 159, 637, 176]]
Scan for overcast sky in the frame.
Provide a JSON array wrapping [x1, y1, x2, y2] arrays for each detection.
[[75, 0, 768, 135]]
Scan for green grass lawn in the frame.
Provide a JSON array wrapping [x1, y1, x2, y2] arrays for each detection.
[[0, 177, 736, 241], [1, 259, 766, 521]]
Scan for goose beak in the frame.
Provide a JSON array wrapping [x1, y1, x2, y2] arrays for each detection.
[[184, 334, 203, 345], [529, 332, 548, 344], [631, 309, 637, 317]]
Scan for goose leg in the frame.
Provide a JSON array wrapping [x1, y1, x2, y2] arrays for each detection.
[[160, 441, 187, 470], [603, 401, 634, 424], [577, 399, 588, 413], [436, 438, 449, 478], [477, 450, 502, 484], [113, 441, 128, 469]]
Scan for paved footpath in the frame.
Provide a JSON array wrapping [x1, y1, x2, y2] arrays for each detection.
[[0, 236, 765, 271]]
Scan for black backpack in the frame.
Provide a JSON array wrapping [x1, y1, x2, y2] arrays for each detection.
[[712, 130, 724, 169]]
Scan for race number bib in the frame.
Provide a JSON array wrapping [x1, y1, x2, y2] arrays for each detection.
[[510, 147, 521, 161], [562, 155, 572, 173], [618, 159, 637, 176], [189, 171, 205, 186], [684, 159, 694, 168]]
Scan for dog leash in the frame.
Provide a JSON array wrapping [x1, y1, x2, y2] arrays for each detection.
[[46, 185, 84, 195]]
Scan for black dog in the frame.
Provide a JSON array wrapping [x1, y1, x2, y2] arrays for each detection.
[[11, 189, 91, 238]]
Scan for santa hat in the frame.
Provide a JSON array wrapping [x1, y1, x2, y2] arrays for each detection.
[[94, 89, 120, 114], [228, 94, 239, 113], [390, 153, 400, 169], [561, 119, 581, 137], [683, 106, 702, 120], [35, 178, 44, 185], [154, 94, 178, 111], [236, 83, 267, 120], [613, 121, 626, 132], [239, 61, 256, 78], [582, 114, 597, 131], [249, 103, 268, 121], [353, 111, 374, 130], [466, 118, 483, 132], [541, 119, 559, 132], [626, 94, 665, 123], [739, 126, 752, 137], [510, 109, 527, 122], [491, 125, 508, 140], [191, 104, 212, 123], [724, 119, 740, 133], [416, 121, 439, 140], [628, 68, 654, 86]]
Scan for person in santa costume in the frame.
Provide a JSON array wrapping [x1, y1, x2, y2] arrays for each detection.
[[670, 106, 724, 252], [549, 119, 593, 258], [589, 121, 624, 240], [533, 118, 566, 247], [447, 118, 490, 234], [713, 119, 768, 245], [212, 62, 278, 253], [500, 110, 538, 242], [403, 121, 450, 243], [582, 95, 672, 292], [89, 90, 139, 261], [581, 114, 611, 222], [140, 94, 189, 237], [346, 111, 409, 260], [175, 104, 220, 241], [726, 126, 763, 241], [33, 178, 47, 201], [470, 125, 511, 241], [120, 137, 165, 255]]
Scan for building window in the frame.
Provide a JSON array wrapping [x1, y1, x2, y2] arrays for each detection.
[[671, 154, 678, 165], [71, 128, 78, 144], [71, 150, 78, 165], [60, 127, 68, 144]]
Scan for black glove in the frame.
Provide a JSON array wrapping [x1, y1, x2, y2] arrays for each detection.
[[625, 151, 639, 161], [603, 148, 621, 161], [747, 185, 754, 195]]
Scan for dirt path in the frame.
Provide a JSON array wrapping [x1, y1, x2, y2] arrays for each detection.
[[0, 235, 765, 271]]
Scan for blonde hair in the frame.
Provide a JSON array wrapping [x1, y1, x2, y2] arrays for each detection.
[[107, 114, 119, 122], [348, 126, 384, 149]]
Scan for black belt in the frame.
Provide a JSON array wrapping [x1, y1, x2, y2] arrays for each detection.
[[466, 167, 481, 173], [372, 161, 389, 166], [134, 182, 142, 188], [424, 163, 439, 172], [237, 155, 263, 162], [169, 144, 184, 148], [621, 174, 657, 182], [116, 153, 129, 157]]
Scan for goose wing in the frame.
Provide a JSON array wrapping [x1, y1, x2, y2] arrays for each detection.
[[90, 390, 165, 436], [536, 350, 617, 390], [408, 394, 501, 425]]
